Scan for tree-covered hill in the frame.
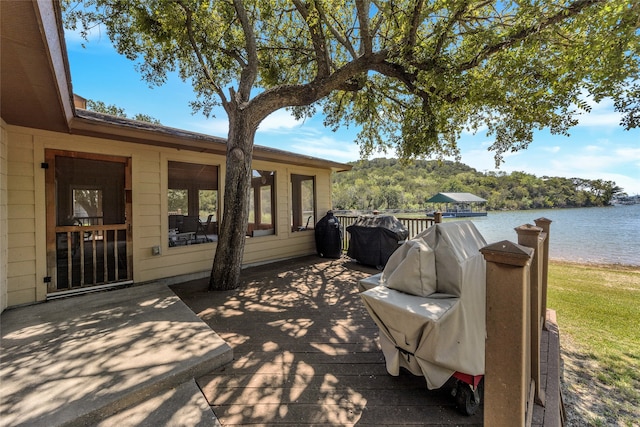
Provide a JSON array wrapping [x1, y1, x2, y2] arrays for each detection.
[[332, 158, 623, 211]]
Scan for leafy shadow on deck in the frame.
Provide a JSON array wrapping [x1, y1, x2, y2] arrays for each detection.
[[171, 255, 482, 426]]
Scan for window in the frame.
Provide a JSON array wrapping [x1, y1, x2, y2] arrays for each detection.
[[291, 174, 316, 231], [248, 170, 275, 237], [56, 156, 125, 226], [168, 161, 219, 246], [72, 188, 103, 225], [168, 189, 188, 215]]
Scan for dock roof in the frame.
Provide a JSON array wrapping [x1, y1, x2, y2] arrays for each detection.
[[426, 192, 487, 203]]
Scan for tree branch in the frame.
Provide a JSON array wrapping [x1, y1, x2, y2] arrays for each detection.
[[314, 2, 358, 59], [292, 0, 331, 78], [406, 0, 425, 48], [458, 0, 604, 71], [432, 1, 470, 57], [233, 0, 259, 104], [176, 0, 227, 105], [372, 61, 435, 102], [355, 0, 372, 54], [249, 52, 388, 123]]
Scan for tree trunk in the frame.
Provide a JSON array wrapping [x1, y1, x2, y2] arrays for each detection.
[[209, 111, 255, 290]]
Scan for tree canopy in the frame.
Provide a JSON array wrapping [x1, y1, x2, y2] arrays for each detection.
[[64, 0, 640, 289], [85, 99, 161, 123], [66, 0, 639, 161], [332, 158, 624, 211]]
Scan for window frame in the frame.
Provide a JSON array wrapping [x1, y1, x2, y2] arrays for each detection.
[[248, 169, 276, 237], [167, 160, 220, 246], [291, 174, 317, 232]]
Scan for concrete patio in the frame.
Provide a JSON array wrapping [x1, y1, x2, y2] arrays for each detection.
[[0, 283, 232, 427], [1, 255, 562, 426]]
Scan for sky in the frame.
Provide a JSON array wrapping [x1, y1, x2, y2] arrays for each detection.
[[63, 29, 640, 196]]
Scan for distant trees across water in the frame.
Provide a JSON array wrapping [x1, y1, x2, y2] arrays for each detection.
[[332, 158, 623, 211]]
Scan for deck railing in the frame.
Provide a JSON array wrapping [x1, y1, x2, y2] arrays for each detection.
[[335, 214, 440, 252], [480, 217, 553, 426], [54, 224, 130, 292], [338, 212, 555, 424]]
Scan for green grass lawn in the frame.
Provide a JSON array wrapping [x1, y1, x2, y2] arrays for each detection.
[[547, 262, 640, 425]]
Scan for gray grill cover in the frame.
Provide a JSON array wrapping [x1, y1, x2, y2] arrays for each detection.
[[360, 221, 486, 389], [346, 215, 409, 268]]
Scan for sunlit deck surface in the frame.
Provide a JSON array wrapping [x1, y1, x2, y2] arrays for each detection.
[[171, 256, 484, 426]]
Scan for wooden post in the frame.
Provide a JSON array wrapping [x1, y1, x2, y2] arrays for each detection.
[[534, 218, 552, 330], [516, 224, 545, 406], [481, 240, 535, 427]]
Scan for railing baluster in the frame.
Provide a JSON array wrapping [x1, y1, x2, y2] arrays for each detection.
[[67, 231, 73, 287], [79, 233, 85, 286], [124, 231, 131, 281], [103, 230, 109, 282], [92, 232, 98, 285], [114, 230, 119, 281]]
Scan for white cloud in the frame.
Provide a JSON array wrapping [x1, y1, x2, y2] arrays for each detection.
[[258, 110, 304, 133], [575, 96, 623, 128], [576, 111, 623, 128], [457, 146, 499, 171], [455, 133, 639, 192], [584, 145, 603, 152], [542, 146, 561, 153], [506, 146, 639, 192], [614, 147, 640, 161], [613, 175, 640, 195], [64, 28, 85, 44], [587, 96, 615, 111], [190, 118, 229, 137], [289, 136, 361, 162], [64, 23, 111, 47], [549, 153, 620, 174], [538, 165, 640, 193]]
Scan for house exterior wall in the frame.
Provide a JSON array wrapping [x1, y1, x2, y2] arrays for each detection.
[[5, 126, 42, 308], [3, 124, 333, 309], [1, 118, 8, 312]]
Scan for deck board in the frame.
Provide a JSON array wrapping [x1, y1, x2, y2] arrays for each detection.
[[172, 256, 483, 426]]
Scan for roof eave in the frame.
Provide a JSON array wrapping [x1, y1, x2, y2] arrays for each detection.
[[2, 1, 352, 173], [39, 0, 75, 126], [71, 110, 353, 172], [0, 1, 74, 132]]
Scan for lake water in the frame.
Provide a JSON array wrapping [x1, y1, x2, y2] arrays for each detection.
[[459, 204, 640, 266]]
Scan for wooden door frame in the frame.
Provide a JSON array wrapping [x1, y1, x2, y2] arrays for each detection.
[[45, 149, 133, 293]]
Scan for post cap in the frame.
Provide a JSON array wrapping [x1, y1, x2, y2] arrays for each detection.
[[514, 223, 543, 235], [534, 217, 552, 224], [481, 240, 534, 266]]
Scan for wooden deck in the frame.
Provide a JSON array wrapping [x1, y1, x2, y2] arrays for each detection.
[[171, 256, 483, 426]]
